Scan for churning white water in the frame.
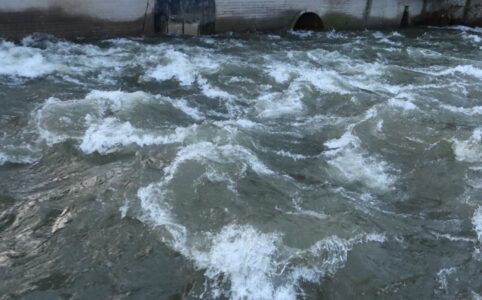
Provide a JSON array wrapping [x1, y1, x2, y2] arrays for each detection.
[[1, 27, 482, 299]]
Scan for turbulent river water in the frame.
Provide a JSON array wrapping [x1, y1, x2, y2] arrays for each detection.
[[1, 27, 482, 300]]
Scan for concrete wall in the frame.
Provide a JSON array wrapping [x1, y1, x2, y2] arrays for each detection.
[[467, 0, 482, 23], [0, 0, 152, 21], [0, 0, 480, 40], [215, 0, 291, 32], [0, 0, 156, 40], [214, 0, 422, 32], [412, 0, 482, 26]]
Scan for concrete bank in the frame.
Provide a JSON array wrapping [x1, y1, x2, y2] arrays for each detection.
[[0, 0, 481, 40]]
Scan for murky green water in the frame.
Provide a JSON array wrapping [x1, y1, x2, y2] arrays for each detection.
[[1, 27, 482, 300]]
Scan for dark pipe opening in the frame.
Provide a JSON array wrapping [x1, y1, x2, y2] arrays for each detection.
[[293, 13, 324, 31]]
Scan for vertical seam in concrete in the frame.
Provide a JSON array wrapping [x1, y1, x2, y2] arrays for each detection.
[[142, 0, 150, 34], [422, 0, 428, 14], [463, 0, 472, 22], [363, 0, 373, 27]]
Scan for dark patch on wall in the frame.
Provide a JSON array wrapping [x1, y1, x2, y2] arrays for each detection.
[[464, 1, 482, 26], [415, 10, 451, 25], [322, 12, 368, 30], [293, 13, 324, 31], [363, 0, 373, 26], [400, 5, 410, 28], [154, 0, 215, 35], [422, 0, 428, 15], [414, 1, 467, 26], [463, 0, 472, 22]]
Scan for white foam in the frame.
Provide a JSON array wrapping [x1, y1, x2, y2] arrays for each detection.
[[462, 33, 482, 43], [35, 90, 155, 145], [423, 65, 482, 79], [305, 236, 353, 276], [357, 61, 386, 77], [442, 104, 482, 116], [138, 183, 285, 299], [288, 30, 314, 38], [274, 150, 309, 161], [326, 30, 347, 39], [38, 90, 151, 118], [144, 48, 220, 86], [166, 98, 204, 121], [265, 50, 407, 98], [407, 47, 443, 58], [301, 68, 349, 94], [0, 153, 8, 166], [80, 118, 195, 154], [84, 90, 151, 113], [365, 233, 387, 243], [372, 31, 402, 46], [0, 41, 56, 78], [201, 167, 238, 195], [163, 142, 274, 182], [35, 90, 206, 150], [376, 120, 384, 133], [137, 183, 188, 250], [16, 38, 141, 84], [213, 119, 263, 131], [194, 225, 283, 300], [266, 61, 349, 95], [136, 143, 388, 299], [230, 119, 260, 129], [473, 291, 482, 300], [472, 206, 482, 242], [134, 136, 389, 298], [137, 184, 176, 226], [433, 232, 476, 243], [35, 98, 75, 145], [145, 49, 197, 86], [436, 267, 457, 291], [388, 93, 418, 111], [325, 131, 396, 191], [198, 76, 236, 100], [193, 230, 385, 300], [447, 25, 482, 34], [0, 151, 37, 166], [286, 209, 328, 220], [255, 83, 305, 118], [388, 98, 417, 111], [452, 128, 482, 163], [137, 174, 387, 300], [300, 233, 385, 279], [227, 76, 255, 84], [268, 63, 293, 84]]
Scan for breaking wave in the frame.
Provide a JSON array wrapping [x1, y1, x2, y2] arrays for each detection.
[[2, 28, 482, 299], [0, 40, 56, 78]]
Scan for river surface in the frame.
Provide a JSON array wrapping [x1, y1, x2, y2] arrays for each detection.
[[1, 27, 482, 300]]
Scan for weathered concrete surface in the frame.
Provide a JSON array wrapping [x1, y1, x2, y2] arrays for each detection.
[[0, 0, 154, 22], [0, 10, 154, 41], [0, 0, 481, 40], [367, 0, 423, 28], [413, 0, 482, 26], [0, 0, 156, 40], [466, 0, 482, 24], [211, 0, 481, 32]]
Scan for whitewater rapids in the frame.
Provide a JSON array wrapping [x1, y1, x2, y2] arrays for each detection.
[[1, 27, 482, 299]]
